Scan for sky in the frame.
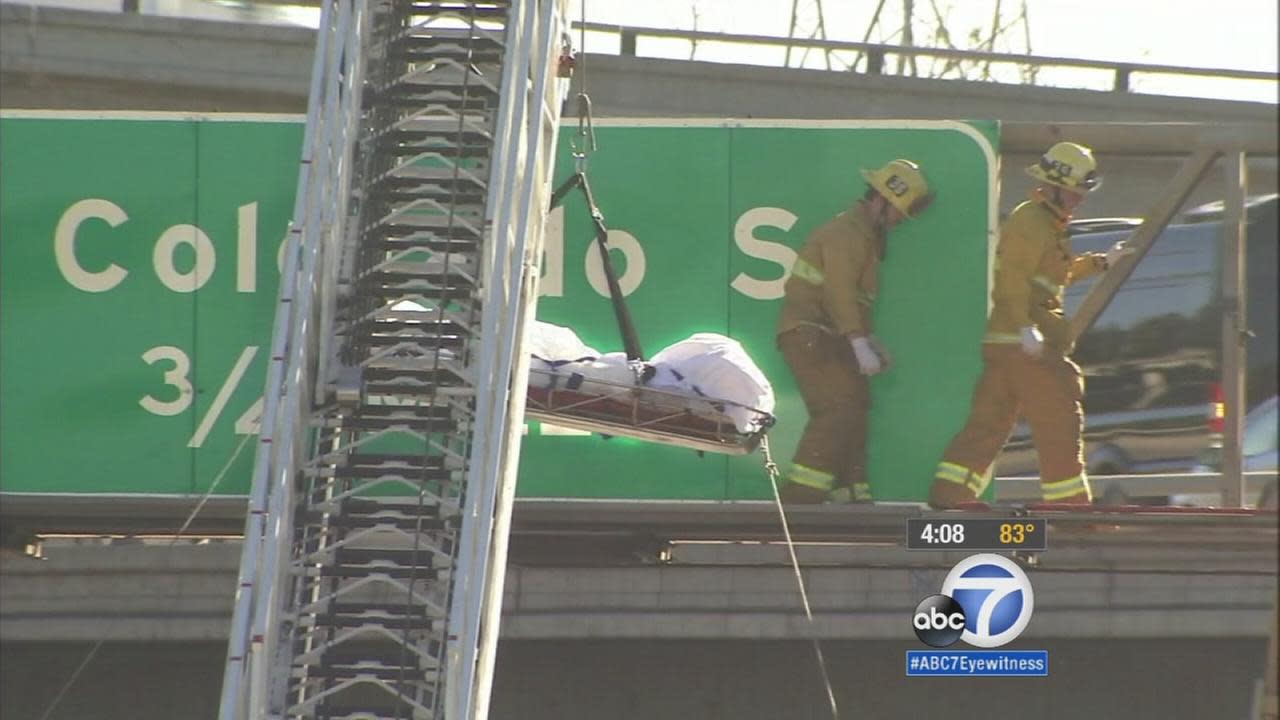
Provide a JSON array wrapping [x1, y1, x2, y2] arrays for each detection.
[[566, 0, 1278, 103], [21, 0, 1279, 103]]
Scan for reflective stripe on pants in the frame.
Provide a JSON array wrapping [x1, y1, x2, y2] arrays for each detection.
[[934, 460, 995, 496], [1042, 473, 1089, 501], [937, 344, 1089, 501], [778, 326, 871, 497]]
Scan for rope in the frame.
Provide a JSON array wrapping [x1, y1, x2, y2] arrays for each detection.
[[760, 436, 841, 720], [36, 431, 255, 720], [569, 1, 596, 173]]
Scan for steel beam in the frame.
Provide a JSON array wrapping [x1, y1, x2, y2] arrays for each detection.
[[1222, 152, 1249, 507], [1070, 148, 1218, 341], [1001, 122, 1279, 156]]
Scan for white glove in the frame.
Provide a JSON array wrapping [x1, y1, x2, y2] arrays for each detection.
[[850, 336, 882, 376], [1105, 241, 1136, 269], [1020, 325, 1044, 358], [867, 335, 894, 371]]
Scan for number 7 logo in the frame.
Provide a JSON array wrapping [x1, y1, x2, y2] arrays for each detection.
[[941, 554, 1035, 648]]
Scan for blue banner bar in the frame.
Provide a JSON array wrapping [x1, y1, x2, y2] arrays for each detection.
[[906, 650, 1049, 677]]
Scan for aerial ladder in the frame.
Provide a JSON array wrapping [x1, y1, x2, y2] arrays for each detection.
[[217, 1, 571, 718]]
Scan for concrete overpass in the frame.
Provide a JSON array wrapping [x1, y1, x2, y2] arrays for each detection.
[[1, 502, 1276, 719]]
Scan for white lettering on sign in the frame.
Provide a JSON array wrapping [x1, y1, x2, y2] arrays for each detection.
[[539, 206, 805, 301], [585, 230, 646, 298], [54, 198, 130, 292], [154, 224, 216, 293], [139, 345, 194, 416], [139, 343, 262, 448], [731, 206, 797, 300], [53, 199, 268, 294], [237, 202, 257, 293]]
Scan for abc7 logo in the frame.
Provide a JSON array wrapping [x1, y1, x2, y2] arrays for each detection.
[[912, 553, 1035, 648]]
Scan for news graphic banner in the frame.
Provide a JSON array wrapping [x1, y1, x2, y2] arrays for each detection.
[[905, 650, 1049, 677], [907, 552, 1048, 676], [0, 113, 996, 501]]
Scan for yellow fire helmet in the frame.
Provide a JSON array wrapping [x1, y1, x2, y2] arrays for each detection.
[[1026, 141, 1102, 192], [861, 159, 934, 218]]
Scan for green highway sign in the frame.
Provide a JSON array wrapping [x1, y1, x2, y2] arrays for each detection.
[[0, 113, 997, 502], [2, 114, 300, 497]]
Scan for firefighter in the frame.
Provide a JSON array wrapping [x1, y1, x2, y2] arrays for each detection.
[[927, 141, 1133, 509], [774, 159, 934, 504]]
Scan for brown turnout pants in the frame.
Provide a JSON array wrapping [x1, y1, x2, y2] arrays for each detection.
[[777, 326, 870, 498], [934, 344, 1089, 502]]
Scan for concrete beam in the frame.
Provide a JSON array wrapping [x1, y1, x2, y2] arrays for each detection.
[[566, 54, 1277, 125], [1002, 122, 1279, 156], [0, 3, 314, 96], [2, 541, 1272, 643]]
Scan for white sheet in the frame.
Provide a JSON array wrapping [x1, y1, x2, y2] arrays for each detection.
[[649, 333, 776, 433], [528, 321, 775, 433]]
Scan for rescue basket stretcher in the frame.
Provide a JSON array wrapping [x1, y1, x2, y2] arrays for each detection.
[[524, 367, 775, 456], [535, 165, 776, 455]]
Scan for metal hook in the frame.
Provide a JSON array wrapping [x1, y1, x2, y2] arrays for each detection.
[[571, 92, 597, 172]]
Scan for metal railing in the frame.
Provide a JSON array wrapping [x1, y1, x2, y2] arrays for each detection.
[[216, 0, 358, 716], [67, 3, 1280, 96], [442, 2, 571, 717], [572, 21, 1277, 95]]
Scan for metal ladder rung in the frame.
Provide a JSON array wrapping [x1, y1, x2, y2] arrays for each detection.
[[292, 676, 436, 719], [351, 282, 476, 300], [377, 114, 494, 139], [349, 318, 471, 339], [308, 613, 446, 633], [330, 456, 452, 477], [381, 148, 490, 182], [370, 205, 483, 236], [321, 416, 461, 434], [299, 499, 447, 522], [305, 703, 434, 720], [365, 91, 494, 113], [362, 384, 476, 402], [309, 469, 453, 485], [302, 513, 451, 533], [396, 2, 511, 22], [369, 186, 487, 208], [298, 661, 440, 682], [389, 38, 504, 65], [360, 367, 472, 392], [357, 358, 471, 377], [374, 79, 499, 100], [366, 220, 482, 240], [356, 272, 477, 293], [312, 646, 440, 672], [385, 60, 501, 95], [313, 564, 447, 580], [303, 493, 458, 520], [344, 302, 478, 328], [359, 256, 478, 281], [392, 23, 506, 45], [373, 128, 494, 150]]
